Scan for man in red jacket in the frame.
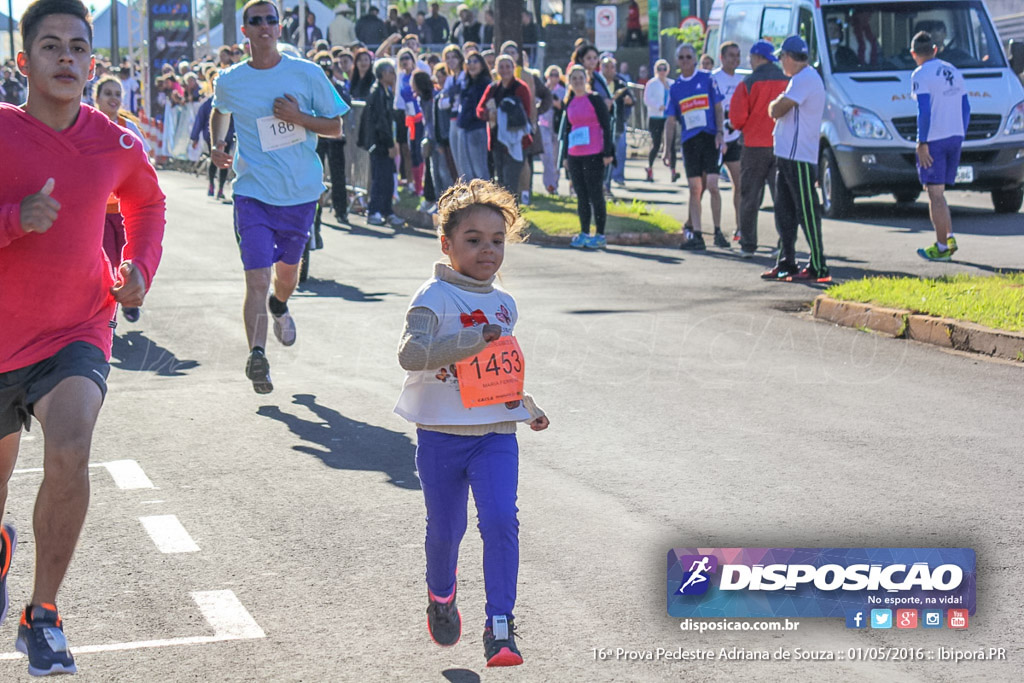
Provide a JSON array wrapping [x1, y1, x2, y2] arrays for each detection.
[[729, 40, 788, 257], [0, 0, 165, 675]]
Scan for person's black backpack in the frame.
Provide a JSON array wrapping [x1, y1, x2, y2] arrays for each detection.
[[499, 95, 528, 129]]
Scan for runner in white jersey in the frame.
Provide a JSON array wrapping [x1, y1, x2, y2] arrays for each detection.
[[910, 30, 969, 262], [712, 41, 744, 241]]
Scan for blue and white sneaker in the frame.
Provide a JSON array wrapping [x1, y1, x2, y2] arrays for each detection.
[[570, 232, 589, 249], [16, 604, 77, 676], [585, 234, 607, 250], [0, 524, 15, 626]]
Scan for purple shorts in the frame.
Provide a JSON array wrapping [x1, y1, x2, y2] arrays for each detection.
[[233, 195, 317, 270], [918, 136, 963, 186]]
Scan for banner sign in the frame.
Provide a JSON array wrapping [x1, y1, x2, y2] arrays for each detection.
[[148, 1, 194, 119], [668, 548, 976, 624]]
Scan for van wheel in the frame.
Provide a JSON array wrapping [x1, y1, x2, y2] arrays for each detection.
[[820, 147, 854, 218], [893, 189, 920, 204], [991, 187, 1024, 214]]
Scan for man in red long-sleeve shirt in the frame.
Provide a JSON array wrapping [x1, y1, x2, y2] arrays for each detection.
[[0, 0, 165, 675], [729, 40, 788, 257]]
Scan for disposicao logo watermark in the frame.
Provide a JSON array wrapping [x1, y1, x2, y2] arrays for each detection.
[[667, 548, 975, 623]]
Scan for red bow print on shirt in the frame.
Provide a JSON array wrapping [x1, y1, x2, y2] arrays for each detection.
[[460, 309, 489, 327]]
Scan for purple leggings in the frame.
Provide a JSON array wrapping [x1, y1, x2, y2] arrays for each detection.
[[416, 429, 519, 627]]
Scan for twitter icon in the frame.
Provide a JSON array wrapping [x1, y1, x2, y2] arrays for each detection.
[[871, 609, 893, 629]]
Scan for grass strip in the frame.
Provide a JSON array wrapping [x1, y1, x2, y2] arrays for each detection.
[[521, 193, 679, 236], [827, 272, 1024, 332]]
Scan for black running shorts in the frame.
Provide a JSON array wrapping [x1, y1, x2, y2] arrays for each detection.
[[682, 132, 721, 179], [0, 342, 109, 437]]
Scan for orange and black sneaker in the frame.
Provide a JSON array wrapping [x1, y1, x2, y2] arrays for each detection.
[[483, 615, 523, 667], [16, 603, 77, 676], [0, 524, 15, 625]]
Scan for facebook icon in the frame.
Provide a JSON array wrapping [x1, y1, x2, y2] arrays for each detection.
[[846, 610, 867, 629]]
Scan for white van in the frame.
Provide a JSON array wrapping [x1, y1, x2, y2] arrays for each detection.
[[704, 0, 1024, 217]]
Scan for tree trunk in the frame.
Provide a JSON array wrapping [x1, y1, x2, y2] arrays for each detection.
[[494, 0, 523, 51]]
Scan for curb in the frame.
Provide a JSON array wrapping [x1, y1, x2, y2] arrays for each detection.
[[812, 295, 1024, 363]]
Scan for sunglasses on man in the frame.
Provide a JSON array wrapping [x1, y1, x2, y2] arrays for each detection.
[[247, 15, 279, 26]]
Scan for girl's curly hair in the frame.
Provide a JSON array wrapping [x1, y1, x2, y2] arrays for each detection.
[[436, 179, 527, 243]]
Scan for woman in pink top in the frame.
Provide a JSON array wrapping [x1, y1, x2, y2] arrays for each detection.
[[558, 65, 613, 249]]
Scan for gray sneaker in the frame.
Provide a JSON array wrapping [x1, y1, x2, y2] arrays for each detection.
[[272, 311, 296, 346]]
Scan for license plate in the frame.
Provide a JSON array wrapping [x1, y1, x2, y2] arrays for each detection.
[[955, 166, 973, 184]]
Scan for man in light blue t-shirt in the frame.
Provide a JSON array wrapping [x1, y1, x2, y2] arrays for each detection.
[[211, 0, 349, 394]]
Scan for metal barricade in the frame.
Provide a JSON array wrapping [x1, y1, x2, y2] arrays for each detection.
[[344, 100, 370, 201], [625, 82, 652, 157]]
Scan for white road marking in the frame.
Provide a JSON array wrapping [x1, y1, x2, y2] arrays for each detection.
[[139, 515, 200, 553], [103, 460, 156, 489], [193, 590, 266, 639], [0, 591, 264, 661]]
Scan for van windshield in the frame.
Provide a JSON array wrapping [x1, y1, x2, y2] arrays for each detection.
[[822, 1, 1005, 72]]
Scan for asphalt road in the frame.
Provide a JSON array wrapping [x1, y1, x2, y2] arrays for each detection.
[[1, 161, 1021, 682]]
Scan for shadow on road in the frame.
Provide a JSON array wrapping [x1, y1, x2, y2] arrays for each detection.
[[839, 201, 1023, 236], [257, 394, 419, 490], [442, 669, 481, 683], [110, 331, 200, 376], [295, 276, 392, 302]]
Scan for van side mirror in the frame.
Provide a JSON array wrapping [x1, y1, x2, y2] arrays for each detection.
[[1011, 40, 1024, 75]]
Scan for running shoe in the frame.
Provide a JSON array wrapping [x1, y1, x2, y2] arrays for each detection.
[[0, 524, 15, 626], [570, 232, 589, 249], [586, 234, 607, 250], [16, 604, 77, 676], [786, 266, 833, 283], [245, 348, 273, 394], [732, 230, 741, 242], [545, 185, 556, 194], [671, 171, 680, 183], [738, 248, 756, 259], [679, 233, 706, 251], [946, 235, 958, 256], [335, 211, 349, 225], [613, 179, 626, 187], [484, 616, 522, 667], [272, 309, 297, 347], [917, 243, 952, 262], [645, 167, 653, 182], [217, 190, 226, 201], [761, 262, 800, 280], [713, 229, 731, 249], [367, 212, 385, 226], [388, 214, 406, 228], [207, 182, 215, 197], [122, 307, 141, 323], [426, 585, 461, 647]]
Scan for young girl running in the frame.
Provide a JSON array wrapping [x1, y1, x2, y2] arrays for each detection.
[[396, 179, 549, 667]]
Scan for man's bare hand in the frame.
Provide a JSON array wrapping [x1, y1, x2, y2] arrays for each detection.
[[273, 94, 303, 125], [211, 144, 233, 169], [917, 142, 933, 169], [21, 178, 61, 234], [110, 261, 147, 308]]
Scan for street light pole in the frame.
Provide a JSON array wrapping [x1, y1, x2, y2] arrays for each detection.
[[7, 0, 15, 61], [111, 0, 120, 64]]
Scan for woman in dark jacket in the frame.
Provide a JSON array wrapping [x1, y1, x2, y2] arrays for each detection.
[[348, 48, 375, 99], [559, 65, 614, 249], [453, 52, 491, 180], [475, 54, 534, 196]]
